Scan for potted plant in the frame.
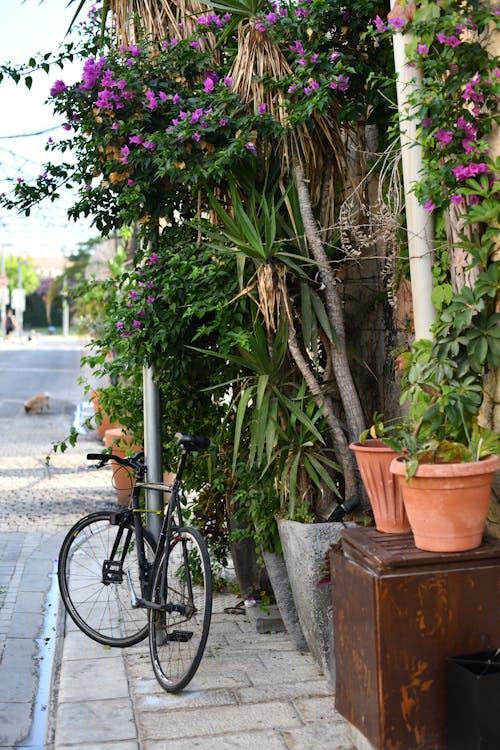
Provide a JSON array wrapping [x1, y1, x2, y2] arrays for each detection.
[[383, 340, 500, 552], [350, 414, 411, 534]]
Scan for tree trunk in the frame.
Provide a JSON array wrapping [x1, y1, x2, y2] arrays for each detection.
[[293, 163, 365, 443]]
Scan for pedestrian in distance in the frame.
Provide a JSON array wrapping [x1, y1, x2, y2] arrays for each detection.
[[5, 307, 18, 339]]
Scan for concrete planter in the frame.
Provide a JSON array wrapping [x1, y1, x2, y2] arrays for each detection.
[[278, 519, 352, 686], [261, 550, 307, 651]]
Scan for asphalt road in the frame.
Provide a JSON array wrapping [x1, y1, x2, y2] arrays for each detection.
[[0, 337, 90, 419]]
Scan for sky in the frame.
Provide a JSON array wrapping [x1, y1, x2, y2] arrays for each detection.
[[0, 0, 95, 259]]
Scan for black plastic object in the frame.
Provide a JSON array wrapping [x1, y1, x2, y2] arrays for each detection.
[[446, 649, 500, 750]]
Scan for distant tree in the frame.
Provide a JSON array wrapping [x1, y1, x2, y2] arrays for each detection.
[[4, 255, 39, 294]]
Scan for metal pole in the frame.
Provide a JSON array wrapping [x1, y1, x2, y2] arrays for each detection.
[[391, 14, 436, 340], [143, 365, 163, 541], [62, 273, 69, 338]]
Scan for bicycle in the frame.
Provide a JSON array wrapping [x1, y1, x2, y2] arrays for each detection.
[[57, 432, 213, 692]]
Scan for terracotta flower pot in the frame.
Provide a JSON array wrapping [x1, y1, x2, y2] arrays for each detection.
[[104, 428, 142, 506], [390, 454, 500, 552], [90, 390, 119, 441], [350, 440, 411, 533]]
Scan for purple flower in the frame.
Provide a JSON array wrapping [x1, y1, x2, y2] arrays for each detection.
[[62, 123, 72, 131], [120, 145, 130, 164], [374, 15, 387, 32], [389, 16, 405, 29], [245, 142, 256, 150], [219, 118, 228, 126], [437, 32, 461, 47], [192, 132, 201, 142], [435, 129, 454, 146], [452, 162, 488, 180], [258, 103, 267, 114], [50, 80, 67, 96], [203, 77, 215, 93], [128, 45, 141, 56], [147, 295, 155, 304], [147, 282, 154, 289], [255, 22, 267, 31], [298, 57, 307, 67], [190, 41, 200, 49], [191, 108, 204, 123], [330, 75, 349, 91], [468, 195, 480, 205], [422, 117, 433, 128], [130, 134, 144, 145], [462, 138, 477, 154], [145, 91, 158, 110], [116, 320, 124, 329], [127, 179, 135, 186], [111, 123, 120, 131], [132, 320, 141, 328], [450, 194, 464, 205], [149, 253, 159, 265], [173, 93, 181, 104], [417, 43, 428, 55], [330, 51, 340, 63], [290, 41, 305, 55], [80, 56, 107, 89], [129, 290, 139, 299], [265, 12, 278, 23], [423, 199, 436, 211], [223, 76, 233, 87]]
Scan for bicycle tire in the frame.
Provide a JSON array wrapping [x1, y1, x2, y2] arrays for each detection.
[[149, 526, 212, 692], [58, 510, 156, 647]]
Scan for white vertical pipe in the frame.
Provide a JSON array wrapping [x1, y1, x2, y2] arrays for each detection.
[[392, 22, 436, 340], [143, 365, 163, 541]]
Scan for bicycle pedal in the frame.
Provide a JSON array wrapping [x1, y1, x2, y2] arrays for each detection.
[[167, 630, 193, 643], [102, 559, 124, 584]]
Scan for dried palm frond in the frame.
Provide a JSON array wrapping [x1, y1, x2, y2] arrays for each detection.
[[229, 22, 352, 224], [109, 0, 216, 47], [229, 24, 291, 124]]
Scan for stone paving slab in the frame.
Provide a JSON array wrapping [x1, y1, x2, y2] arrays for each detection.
[[0, 337, 366, 750]]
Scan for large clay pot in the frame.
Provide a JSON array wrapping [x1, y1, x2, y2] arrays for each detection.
[[104, 427, 142, 506], [390, 454, 500, 552], [90, 390, 119, 441], [350, 439, 410, 533]]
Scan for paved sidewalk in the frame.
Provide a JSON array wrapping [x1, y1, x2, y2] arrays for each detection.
[[0, 336, 367, 750], [53, 592, 358, 750]]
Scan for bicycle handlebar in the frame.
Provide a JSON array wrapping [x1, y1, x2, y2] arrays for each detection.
[[87, 433, 210, 471], [86, 452, 144, 470]]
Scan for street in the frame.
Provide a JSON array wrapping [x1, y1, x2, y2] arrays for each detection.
[[0, 338, 87, 420], [0, 337, 115, 749]]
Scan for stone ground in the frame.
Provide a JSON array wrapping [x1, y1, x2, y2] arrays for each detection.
[[0, 337, 371, 750]]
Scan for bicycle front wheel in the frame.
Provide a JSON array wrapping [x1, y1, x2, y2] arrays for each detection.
[[149, 526, 212, 692], [58, 511, 155, 647]]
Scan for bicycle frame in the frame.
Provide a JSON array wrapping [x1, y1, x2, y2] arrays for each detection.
[[126, 446, 191, 612]]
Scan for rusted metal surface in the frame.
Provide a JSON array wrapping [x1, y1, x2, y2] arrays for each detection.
[[331, 528, 500, 750]]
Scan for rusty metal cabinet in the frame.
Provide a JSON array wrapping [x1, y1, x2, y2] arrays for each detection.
[[331, 528, 500, 750]]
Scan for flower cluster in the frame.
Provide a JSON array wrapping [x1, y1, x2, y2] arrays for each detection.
[[115, 254, 158, 338], [373, 0, 499, 214]]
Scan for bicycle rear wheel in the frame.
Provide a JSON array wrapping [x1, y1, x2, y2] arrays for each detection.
[[58, 510, 155, 647], [149, 526, 212, 692]]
